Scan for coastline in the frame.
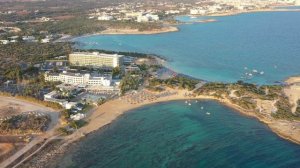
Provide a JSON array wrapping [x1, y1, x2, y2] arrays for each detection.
[[69, 26, 179, 41], [206, 7, 300, 17], [97, 26, 179, 35], [64, 86, 300, 145], [11, 7, 300, 167], [24, 86, 300, 167], [11, 81, 300, 167], [66, 7, 300, 42], [61, 6, 300, 42]]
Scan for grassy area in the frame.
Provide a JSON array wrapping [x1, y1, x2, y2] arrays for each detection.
[[0, 42, 72, 76], [148, 76, 199, 91], [15, 17, 163, 36], [0, 114, 51, 135], [195, 81, 299, 120], [120, 74, 141, 95]]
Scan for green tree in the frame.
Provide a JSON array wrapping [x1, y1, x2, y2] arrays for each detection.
[[112, 66, 121, 78]]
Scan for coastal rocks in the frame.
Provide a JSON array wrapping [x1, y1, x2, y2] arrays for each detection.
[[20, 140, 66, 168]]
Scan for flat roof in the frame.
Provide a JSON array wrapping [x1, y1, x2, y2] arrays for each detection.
[[70, 52, 124, 58]]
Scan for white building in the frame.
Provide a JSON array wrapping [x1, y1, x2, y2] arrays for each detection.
[[165, 10, 180, 15], [41, 38, 50, 43], [44, 91, 58, 100], [69, 52, 123, 68], [125, 12, 143, 18], [146, 14, 159, 21], [44, 71, 112, 87], [70, 113, 86, 121], [137, 14, 159, 22], [22, 36, 36, 42], [39, 17, 51, 22], [44, 91, 68, 106], [190, 8, 207, 15], [64, 102, 77, 110], [0, 40, 9, 44], [98, 15, 114, 21], [137, 15, 149, 22]]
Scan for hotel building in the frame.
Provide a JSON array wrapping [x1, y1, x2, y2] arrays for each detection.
[[69, 52, 123, 68], [44, 71, 112, 87]]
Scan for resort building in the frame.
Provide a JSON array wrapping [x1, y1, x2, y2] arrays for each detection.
[[137, 14, 159, 22], [44, 71, 112, 87], [98, 15, 114, 21], [190, 8, 206, 15], [69, 52, 123, 68]]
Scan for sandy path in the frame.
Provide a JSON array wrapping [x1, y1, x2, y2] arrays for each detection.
[[284, 77, 300, 113]]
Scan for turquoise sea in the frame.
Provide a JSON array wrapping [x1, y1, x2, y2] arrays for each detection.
[[56, 101, 300, 168], [62, 11, 300, 168], [74, 11, 300, 84]]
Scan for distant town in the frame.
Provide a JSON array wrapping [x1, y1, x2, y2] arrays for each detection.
[[1, 0, 300, 44]]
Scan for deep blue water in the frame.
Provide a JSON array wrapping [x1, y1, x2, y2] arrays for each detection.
[[74, 11, 300, 84], [63, 12, 300, 168], [57, 101, 300, 168]]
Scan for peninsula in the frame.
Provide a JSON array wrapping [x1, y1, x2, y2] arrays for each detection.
[[1, 0, 300, 167], [2, 52, 300, 168]]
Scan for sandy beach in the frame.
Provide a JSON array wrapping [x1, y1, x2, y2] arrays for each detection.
[[284, 76, 300, 113], [207, 8, 300, 17], [95, 26, 179, 35], [10, 77, 300, 167], [63, 85, 300, 146]]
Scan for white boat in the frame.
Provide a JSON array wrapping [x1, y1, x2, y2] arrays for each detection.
[[188, 103, 192, 106], [206, 112, 210, 115], [201, 106, 204, 110], [185, 101, 188, 104], [260, 71, 264, 75]]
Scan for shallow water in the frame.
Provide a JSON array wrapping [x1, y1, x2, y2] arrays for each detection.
[[56, 101, 300, 168], [74, 11, 300, 84]]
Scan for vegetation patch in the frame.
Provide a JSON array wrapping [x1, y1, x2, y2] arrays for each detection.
[[0, 114, 51, 135]]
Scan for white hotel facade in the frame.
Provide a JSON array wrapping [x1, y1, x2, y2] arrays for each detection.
[[69, 52, 123, 68], [44, 71, 112, 87]]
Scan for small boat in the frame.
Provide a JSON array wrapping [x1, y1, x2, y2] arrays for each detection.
[[201, 106, 204, 110], [195, 100, 198, 103], [190, 16, 197, 19], [185, 101, 188, 104], [260, 71, 264, 75], [206, 112, 210, 115], [188, 103, 192, 106]]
